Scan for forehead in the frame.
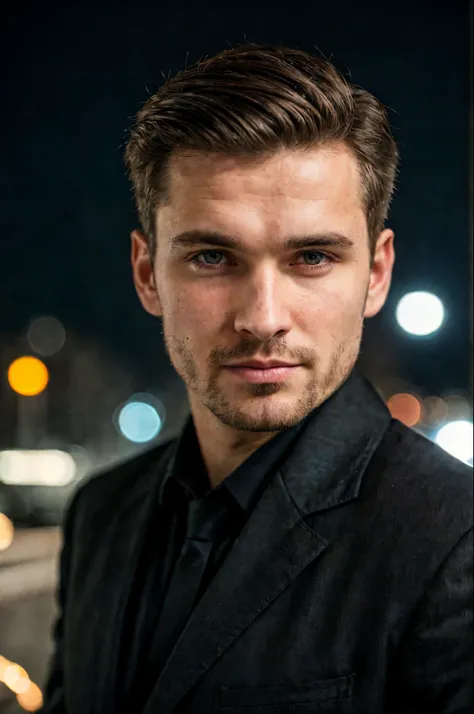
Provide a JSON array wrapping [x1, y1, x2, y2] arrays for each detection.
[[157, 144, 367, 243]]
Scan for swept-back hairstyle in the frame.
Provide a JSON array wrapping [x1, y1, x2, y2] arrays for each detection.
[[125, 43, 399, 256]]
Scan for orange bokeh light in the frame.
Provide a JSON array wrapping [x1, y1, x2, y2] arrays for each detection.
[[7, 356, 49, 396], [2, 663, 28, 691], [0, 655, 10, 679], [387, 393, 423, 427], [16, 681, 43, 711], [0, 656, 43, 711], [0, 513, 14, 551]]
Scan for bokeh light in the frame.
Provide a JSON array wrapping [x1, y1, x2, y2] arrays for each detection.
[[7, 356, 49, 396], [0, 656, 43, 711], [0, 450, 76, 486], [387, 393, 423, 427], [0, 512, 14, 551], [16, 681, 43, 711], [0, 655, 9, 679], [443, 394, 471, 422], [396, 291, 444, 336], [3, 663, 29, 693], [118, 401, 162, 443], [422, 396, 448, 427], [26, 315, 66, 356], [435, 420, 473, 464], [13, 674, 31, 695]]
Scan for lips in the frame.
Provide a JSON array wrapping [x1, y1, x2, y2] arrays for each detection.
[[223, 363, 301, 383], [225, 361, 299, 369]]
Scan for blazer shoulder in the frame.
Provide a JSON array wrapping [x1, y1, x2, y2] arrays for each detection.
[[375, 418, 473, 534], [66, 437, 177, 521]]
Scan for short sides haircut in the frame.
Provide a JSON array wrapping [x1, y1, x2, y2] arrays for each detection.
[[125, 43, 399, 257]]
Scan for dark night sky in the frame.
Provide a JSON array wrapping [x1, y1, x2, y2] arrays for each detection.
[[1, 0, 471, 398]]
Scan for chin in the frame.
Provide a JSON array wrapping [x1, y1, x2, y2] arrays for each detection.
[[206, 390, 318, 433]]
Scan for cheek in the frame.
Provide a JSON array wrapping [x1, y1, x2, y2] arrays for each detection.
[[295, 284, 364, 333], [164, 282, 225, 337]]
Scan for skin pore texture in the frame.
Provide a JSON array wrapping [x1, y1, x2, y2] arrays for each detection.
[[131, 143, 395, 488]]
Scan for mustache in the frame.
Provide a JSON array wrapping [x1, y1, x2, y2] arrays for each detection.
[[208, 340, 314, 368]]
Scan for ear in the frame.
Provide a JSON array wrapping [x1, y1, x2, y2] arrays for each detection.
[[364, 228, 395, 318], [131, 229, 163, 317]]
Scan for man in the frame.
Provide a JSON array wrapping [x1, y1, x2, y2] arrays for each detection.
[[41, 44, 473, 713]]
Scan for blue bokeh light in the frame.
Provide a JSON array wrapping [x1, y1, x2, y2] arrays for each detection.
[[118, 401, 162, 443]]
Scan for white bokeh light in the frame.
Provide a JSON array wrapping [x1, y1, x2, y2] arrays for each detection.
[[435, 420, 473, 465], [0, 450, 76, 485], [118, 401, 162, 443], [396, 291, 444, 336]]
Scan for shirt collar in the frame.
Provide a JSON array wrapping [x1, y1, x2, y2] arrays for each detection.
[[161, 412, 311, 513]]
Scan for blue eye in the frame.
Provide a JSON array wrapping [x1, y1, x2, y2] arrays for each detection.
[[294, 251, 332, 268], [189, 249, 333, 273], [302, 251, 325, 265], [193, 251, 226, 265], [201, 250, 223, 265]]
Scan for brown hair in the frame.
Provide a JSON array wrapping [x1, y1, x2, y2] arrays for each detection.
[[125, 43, 399, 257]]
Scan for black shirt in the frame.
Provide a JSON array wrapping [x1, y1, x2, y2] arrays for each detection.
[[120, 413, 311, 712]]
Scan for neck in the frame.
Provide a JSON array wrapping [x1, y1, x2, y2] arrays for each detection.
[[189, 404, 280, 490]]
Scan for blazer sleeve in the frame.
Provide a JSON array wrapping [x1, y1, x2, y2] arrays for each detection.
[[39, 489, 82, 713], [390, 527, 473, 713]]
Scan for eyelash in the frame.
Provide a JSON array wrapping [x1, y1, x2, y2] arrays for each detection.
[[189, 250, 334, 272]]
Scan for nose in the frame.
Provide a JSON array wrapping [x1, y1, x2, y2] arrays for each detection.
[[233, 265, 292, 342]]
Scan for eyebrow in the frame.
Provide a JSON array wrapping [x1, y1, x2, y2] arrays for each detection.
[[168, 229, 355, 253]]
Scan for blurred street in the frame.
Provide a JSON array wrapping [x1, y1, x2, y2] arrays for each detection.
[[0, 529, 60, 712]]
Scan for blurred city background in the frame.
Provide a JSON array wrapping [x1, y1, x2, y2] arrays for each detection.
[[0, 0, 472, 711]]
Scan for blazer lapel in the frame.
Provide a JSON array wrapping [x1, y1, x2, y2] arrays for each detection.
[[143, 371, 391, 714], [143, 468, 328, 714]]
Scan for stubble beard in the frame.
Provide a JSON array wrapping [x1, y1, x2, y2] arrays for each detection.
[[161, 320, 363, 433]]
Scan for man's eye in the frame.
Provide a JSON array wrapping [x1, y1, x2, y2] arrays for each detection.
[[296, 251, 331, 266], [189, 250, 333, 271], [192, 250, 227, 265], [303, 250, 326, 265]]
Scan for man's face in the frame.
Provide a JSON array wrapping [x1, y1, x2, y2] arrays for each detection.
[[132, 144, 394, 432]]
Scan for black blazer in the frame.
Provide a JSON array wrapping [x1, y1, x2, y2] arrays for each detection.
[[42, 372, 473, 714]]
